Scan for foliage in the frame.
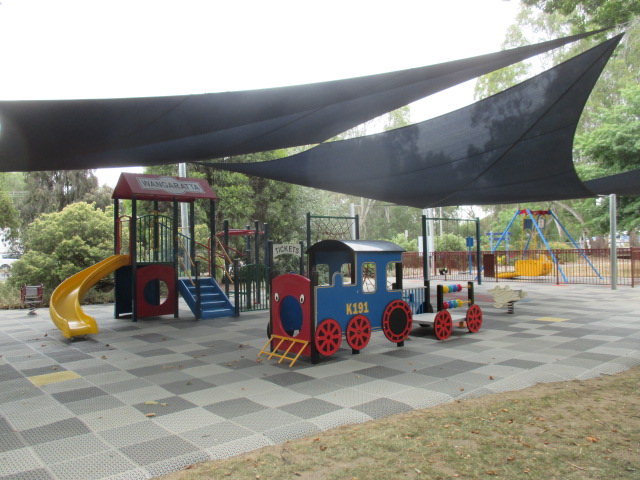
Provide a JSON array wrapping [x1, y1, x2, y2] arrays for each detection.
[[0, 280, 22, 309], [9, 202, 113, 302], [521, 0, 640, 30], [17, 170, 110, 227], [386, 232, 417, 252], [145, 151, 329, 246], [576, 84, 640, 235], [0, 191, 19, 236], [473, 2, 640, 247], [434, 233, 467, 252]]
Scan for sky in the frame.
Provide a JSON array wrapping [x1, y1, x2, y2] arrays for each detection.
[[0, 0, 521, 186]]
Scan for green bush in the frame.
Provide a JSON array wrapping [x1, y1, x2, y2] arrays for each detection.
[[8, 202, 113, 305], [0, 281, 22, 309], [434, 233, 467, 251], [386, 233, 418, 252]]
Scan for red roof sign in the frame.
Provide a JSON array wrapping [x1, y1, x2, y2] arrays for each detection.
[[112, 173, 218, 202]]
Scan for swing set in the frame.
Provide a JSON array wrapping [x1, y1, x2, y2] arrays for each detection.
[[491, 209, 602, 282]]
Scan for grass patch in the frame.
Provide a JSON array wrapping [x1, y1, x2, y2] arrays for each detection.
[[158, 366, 640, 480]]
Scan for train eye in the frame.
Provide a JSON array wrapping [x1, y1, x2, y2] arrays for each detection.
[[299, 294, 305, 304], [274, 292, 280, 302]]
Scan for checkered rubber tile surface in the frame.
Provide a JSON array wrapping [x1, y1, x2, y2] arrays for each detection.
[[0, 281, 639, 479]]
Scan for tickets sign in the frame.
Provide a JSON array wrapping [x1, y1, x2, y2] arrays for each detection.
[[272, 244, 302, 257]]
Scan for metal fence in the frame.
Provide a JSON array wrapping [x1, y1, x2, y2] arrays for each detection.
[[235, 263, 269, 312], [402, 248, 640, 287]]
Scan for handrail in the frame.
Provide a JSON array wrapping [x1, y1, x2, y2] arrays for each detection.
[[117, 215, 133, 256], [133, 217, 248, 286], [176, 252, 195, 287]]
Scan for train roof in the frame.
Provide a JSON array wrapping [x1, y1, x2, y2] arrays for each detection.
[[307, 239, 405, 254]]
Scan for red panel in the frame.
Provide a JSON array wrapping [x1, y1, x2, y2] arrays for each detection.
[[136, 265, 176, 318], [270, 274, 312, 356]]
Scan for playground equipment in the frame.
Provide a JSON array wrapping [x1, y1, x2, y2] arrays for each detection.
[[420, 214, 482, 283], [218, 221, 270, 313], [496, 256, 553, 279], [49, 173, 237, 338], [259, 239, 411, 366], [413, 282, 482, 340], [490, 209, 602, 282], [21, 283, 43, 316], [50, 256, 130, 337], [487, 285, 527, 314]]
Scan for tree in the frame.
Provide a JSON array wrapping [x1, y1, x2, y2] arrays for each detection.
[[0, 191, 19, 237], [576, 84, 640, 242], [0, 173, 24, 249], [387, 232, 418, 252], [520, 0, 640, 30], [9, 202, 113, 298], [144, 151, 330, 246], [473, 2, 639, 244], [435, 233, 466, 252], [17, 170, 108, 226]]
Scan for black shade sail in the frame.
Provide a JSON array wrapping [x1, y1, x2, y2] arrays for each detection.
[[583, 169, 640, 197], [0, 30, 606, 173], [203, 35, 625, 208]]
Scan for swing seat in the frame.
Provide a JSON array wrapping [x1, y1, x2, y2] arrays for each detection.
[[514, 258, 552, 276], [496, 257, 552, 279]]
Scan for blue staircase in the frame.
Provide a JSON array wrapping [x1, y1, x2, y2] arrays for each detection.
[[178, 277, 235, 319]]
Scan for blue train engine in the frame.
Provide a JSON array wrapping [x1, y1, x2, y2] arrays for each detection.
[[263, 239, 413, 365]]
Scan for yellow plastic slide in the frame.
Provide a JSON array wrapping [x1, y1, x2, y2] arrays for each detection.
[[50, 255, 130, 338]]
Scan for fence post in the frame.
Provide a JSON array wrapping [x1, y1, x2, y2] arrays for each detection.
[[233, 259, 240, 317], [631, 247, 636, 288], [224, 220, 230, 297], [195, 261, 201, 320]]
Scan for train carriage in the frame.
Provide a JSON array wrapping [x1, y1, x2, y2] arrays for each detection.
[[266, 239, 413, 364]]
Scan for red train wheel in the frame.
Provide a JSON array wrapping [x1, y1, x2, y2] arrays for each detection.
[[382, 300, 413, 343], [315, 319, 342, 357], [466, 304, 483, 333], [433, 310, 452, 340], [346, 315, 371, 351]]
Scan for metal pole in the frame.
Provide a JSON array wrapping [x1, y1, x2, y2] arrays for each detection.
[[209, 199, 216, 280], [475, 217, 482, 285], [189, 201, 195, 276], [350, 203, 357, 240], [224, 219, 230, 296], [131, 197, 137, 322], [178, 163, 189, 254], [421, 213, 430, 282], [113, 198, 119, 256], [172, 200, 179, 318], [610, 194, 618, 290]]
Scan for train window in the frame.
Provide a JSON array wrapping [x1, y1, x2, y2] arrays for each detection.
[[362, 262, 376, 293], [315, 264, 330, 285], [341, 263, 354, 285], [387, 261, 402, 291]]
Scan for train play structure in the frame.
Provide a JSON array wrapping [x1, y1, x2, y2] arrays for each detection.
[[259, 238, 483, 366], [413, 282, 482, 340], [49, 173, 239, 338]]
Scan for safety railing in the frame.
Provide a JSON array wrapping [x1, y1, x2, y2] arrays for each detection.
[[402, 248, 640, 286]]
